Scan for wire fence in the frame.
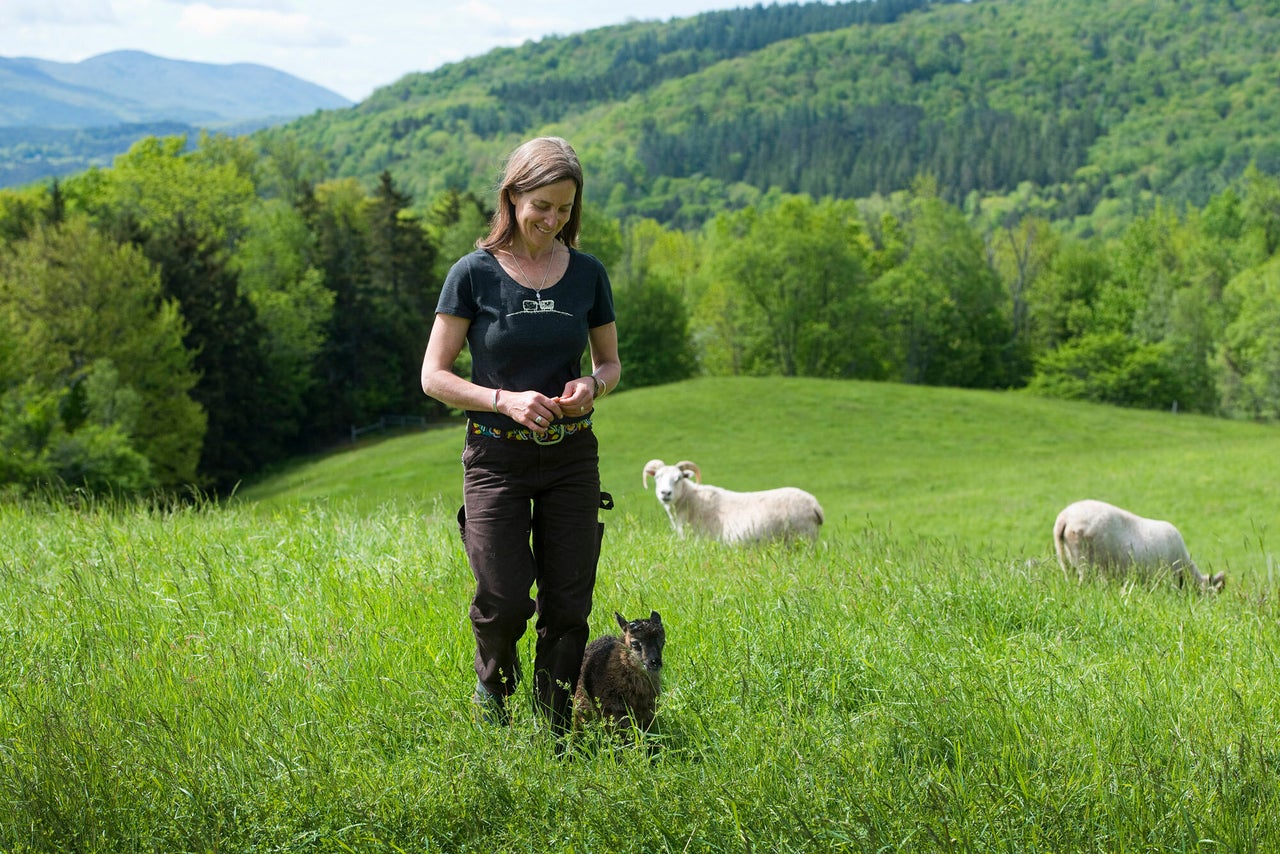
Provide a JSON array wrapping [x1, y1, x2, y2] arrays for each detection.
[[350, 414, 427, 443]]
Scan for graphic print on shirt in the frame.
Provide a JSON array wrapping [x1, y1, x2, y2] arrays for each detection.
[[508, 297, 571, 317]]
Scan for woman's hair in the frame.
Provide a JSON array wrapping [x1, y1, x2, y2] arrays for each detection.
[[478, 137, 584, 251]]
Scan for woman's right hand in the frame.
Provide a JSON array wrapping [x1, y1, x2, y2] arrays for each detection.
[[498, 390, 564, 431]]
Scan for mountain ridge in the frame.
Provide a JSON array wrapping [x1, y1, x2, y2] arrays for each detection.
[[1, 49, 352, 128], [0, 49, 353, 188]]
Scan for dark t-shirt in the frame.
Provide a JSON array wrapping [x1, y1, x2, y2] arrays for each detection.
[[435, 247, 615, 428]]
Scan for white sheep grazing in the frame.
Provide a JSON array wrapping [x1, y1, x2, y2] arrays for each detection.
[[1053, 499, 1226, 592], [641, 459, 824, 545]]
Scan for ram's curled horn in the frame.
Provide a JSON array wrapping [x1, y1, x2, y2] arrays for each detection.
[[642, 459, 666, 487], [675, 460, 701, 482]]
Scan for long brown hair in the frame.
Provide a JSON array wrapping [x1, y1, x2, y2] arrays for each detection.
[[478, 137, 584, 252]]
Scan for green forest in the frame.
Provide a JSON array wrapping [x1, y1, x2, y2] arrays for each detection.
[[3, 0, 1280, 496]]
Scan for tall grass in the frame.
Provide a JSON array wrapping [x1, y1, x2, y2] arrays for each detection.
[[4, 378, 1280, 851]]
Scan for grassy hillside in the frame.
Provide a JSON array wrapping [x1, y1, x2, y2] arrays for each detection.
[[237, 377, 1280, 583], [6, 378, 1280, 850]]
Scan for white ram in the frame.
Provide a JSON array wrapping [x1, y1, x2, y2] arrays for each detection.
[[1053, 499, 1226, 592], [641, 459, 824, 545]]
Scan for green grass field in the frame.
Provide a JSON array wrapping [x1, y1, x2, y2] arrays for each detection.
[[3, 377, 1279, 851]]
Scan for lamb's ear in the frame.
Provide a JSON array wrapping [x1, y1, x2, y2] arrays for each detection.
[[650, 610, 661, 624], [615, 612, 628, 631]]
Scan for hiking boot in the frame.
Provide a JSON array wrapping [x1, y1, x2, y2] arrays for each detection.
[[472, 682, 510, 726]]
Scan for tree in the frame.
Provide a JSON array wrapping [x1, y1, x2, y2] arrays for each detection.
[[612, 218, 697, 387], [1216, 257, 1280, 420], [0, 182, 57, 245], [425, 188, 490, 286], [1022, 238, 1112, 355], [871, 180, 1011, 387], [578, 202, 624, 273], [366, 171, 440, 416], [234, 198, 334, 454], [1105, 204, 1232, 413], [301, 178, 374, 439], [1027, 331, 1183, 410], [48, 359, 154, 493], [303, 175, 440, 441], [246, 131, 330, 207], [0, 217, 204, 488], [72, 135, 256, 251], [145, 215, 276, 490], [1239, 163, 1280, 260], [70, 134, 291, 487], [701, 194, 882, 378], [986, 216, 1059, 385]]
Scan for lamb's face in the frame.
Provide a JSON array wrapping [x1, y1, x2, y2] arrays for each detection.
[[652, 466, 694, 506], [621, 614, 665, 673]]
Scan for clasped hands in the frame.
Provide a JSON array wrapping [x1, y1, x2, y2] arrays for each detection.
[[500, 378, 595, 432]]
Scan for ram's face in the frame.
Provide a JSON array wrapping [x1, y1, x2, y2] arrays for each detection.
[[652, 467, 692, 505]]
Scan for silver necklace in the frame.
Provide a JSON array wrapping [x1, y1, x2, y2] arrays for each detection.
[[506, 244, 555, 294]]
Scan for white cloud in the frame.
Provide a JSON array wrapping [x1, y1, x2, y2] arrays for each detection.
[[408, 1, 572, 67], [163, 0, 290, 8], [177, 5, 347, 48], [0, 0, 116, 26]]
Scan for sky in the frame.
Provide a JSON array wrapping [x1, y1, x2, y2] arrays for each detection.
[[0, 0, 768, 103]]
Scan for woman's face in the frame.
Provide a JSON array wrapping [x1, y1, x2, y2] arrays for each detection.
[[510, 178, 576, 254]]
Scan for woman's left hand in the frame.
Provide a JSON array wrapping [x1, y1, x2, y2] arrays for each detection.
[[555, 378, 596, 417]]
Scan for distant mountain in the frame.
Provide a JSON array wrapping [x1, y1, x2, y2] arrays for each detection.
[[0, 50, 352, 188], [0, 50, 351, 128]]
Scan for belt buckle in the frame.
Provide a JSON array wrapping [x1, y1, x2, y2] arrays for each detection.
[[533, 424, 564, 445]]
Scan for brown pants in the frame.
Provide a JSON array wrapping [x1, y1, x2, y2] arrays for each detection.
[[458, 430, 603, 733]]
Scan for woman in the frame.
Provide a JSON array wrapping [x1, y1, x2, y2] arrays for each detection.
[[421, 137, 621, 737]]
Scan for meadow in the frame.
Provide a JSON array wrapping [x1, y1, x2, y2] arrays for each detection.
[[3, 377, 1279, 852]]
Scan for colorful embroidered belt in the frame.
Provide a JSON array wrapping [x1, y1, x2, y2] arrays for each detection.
[[468, 417, 592, 445]]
